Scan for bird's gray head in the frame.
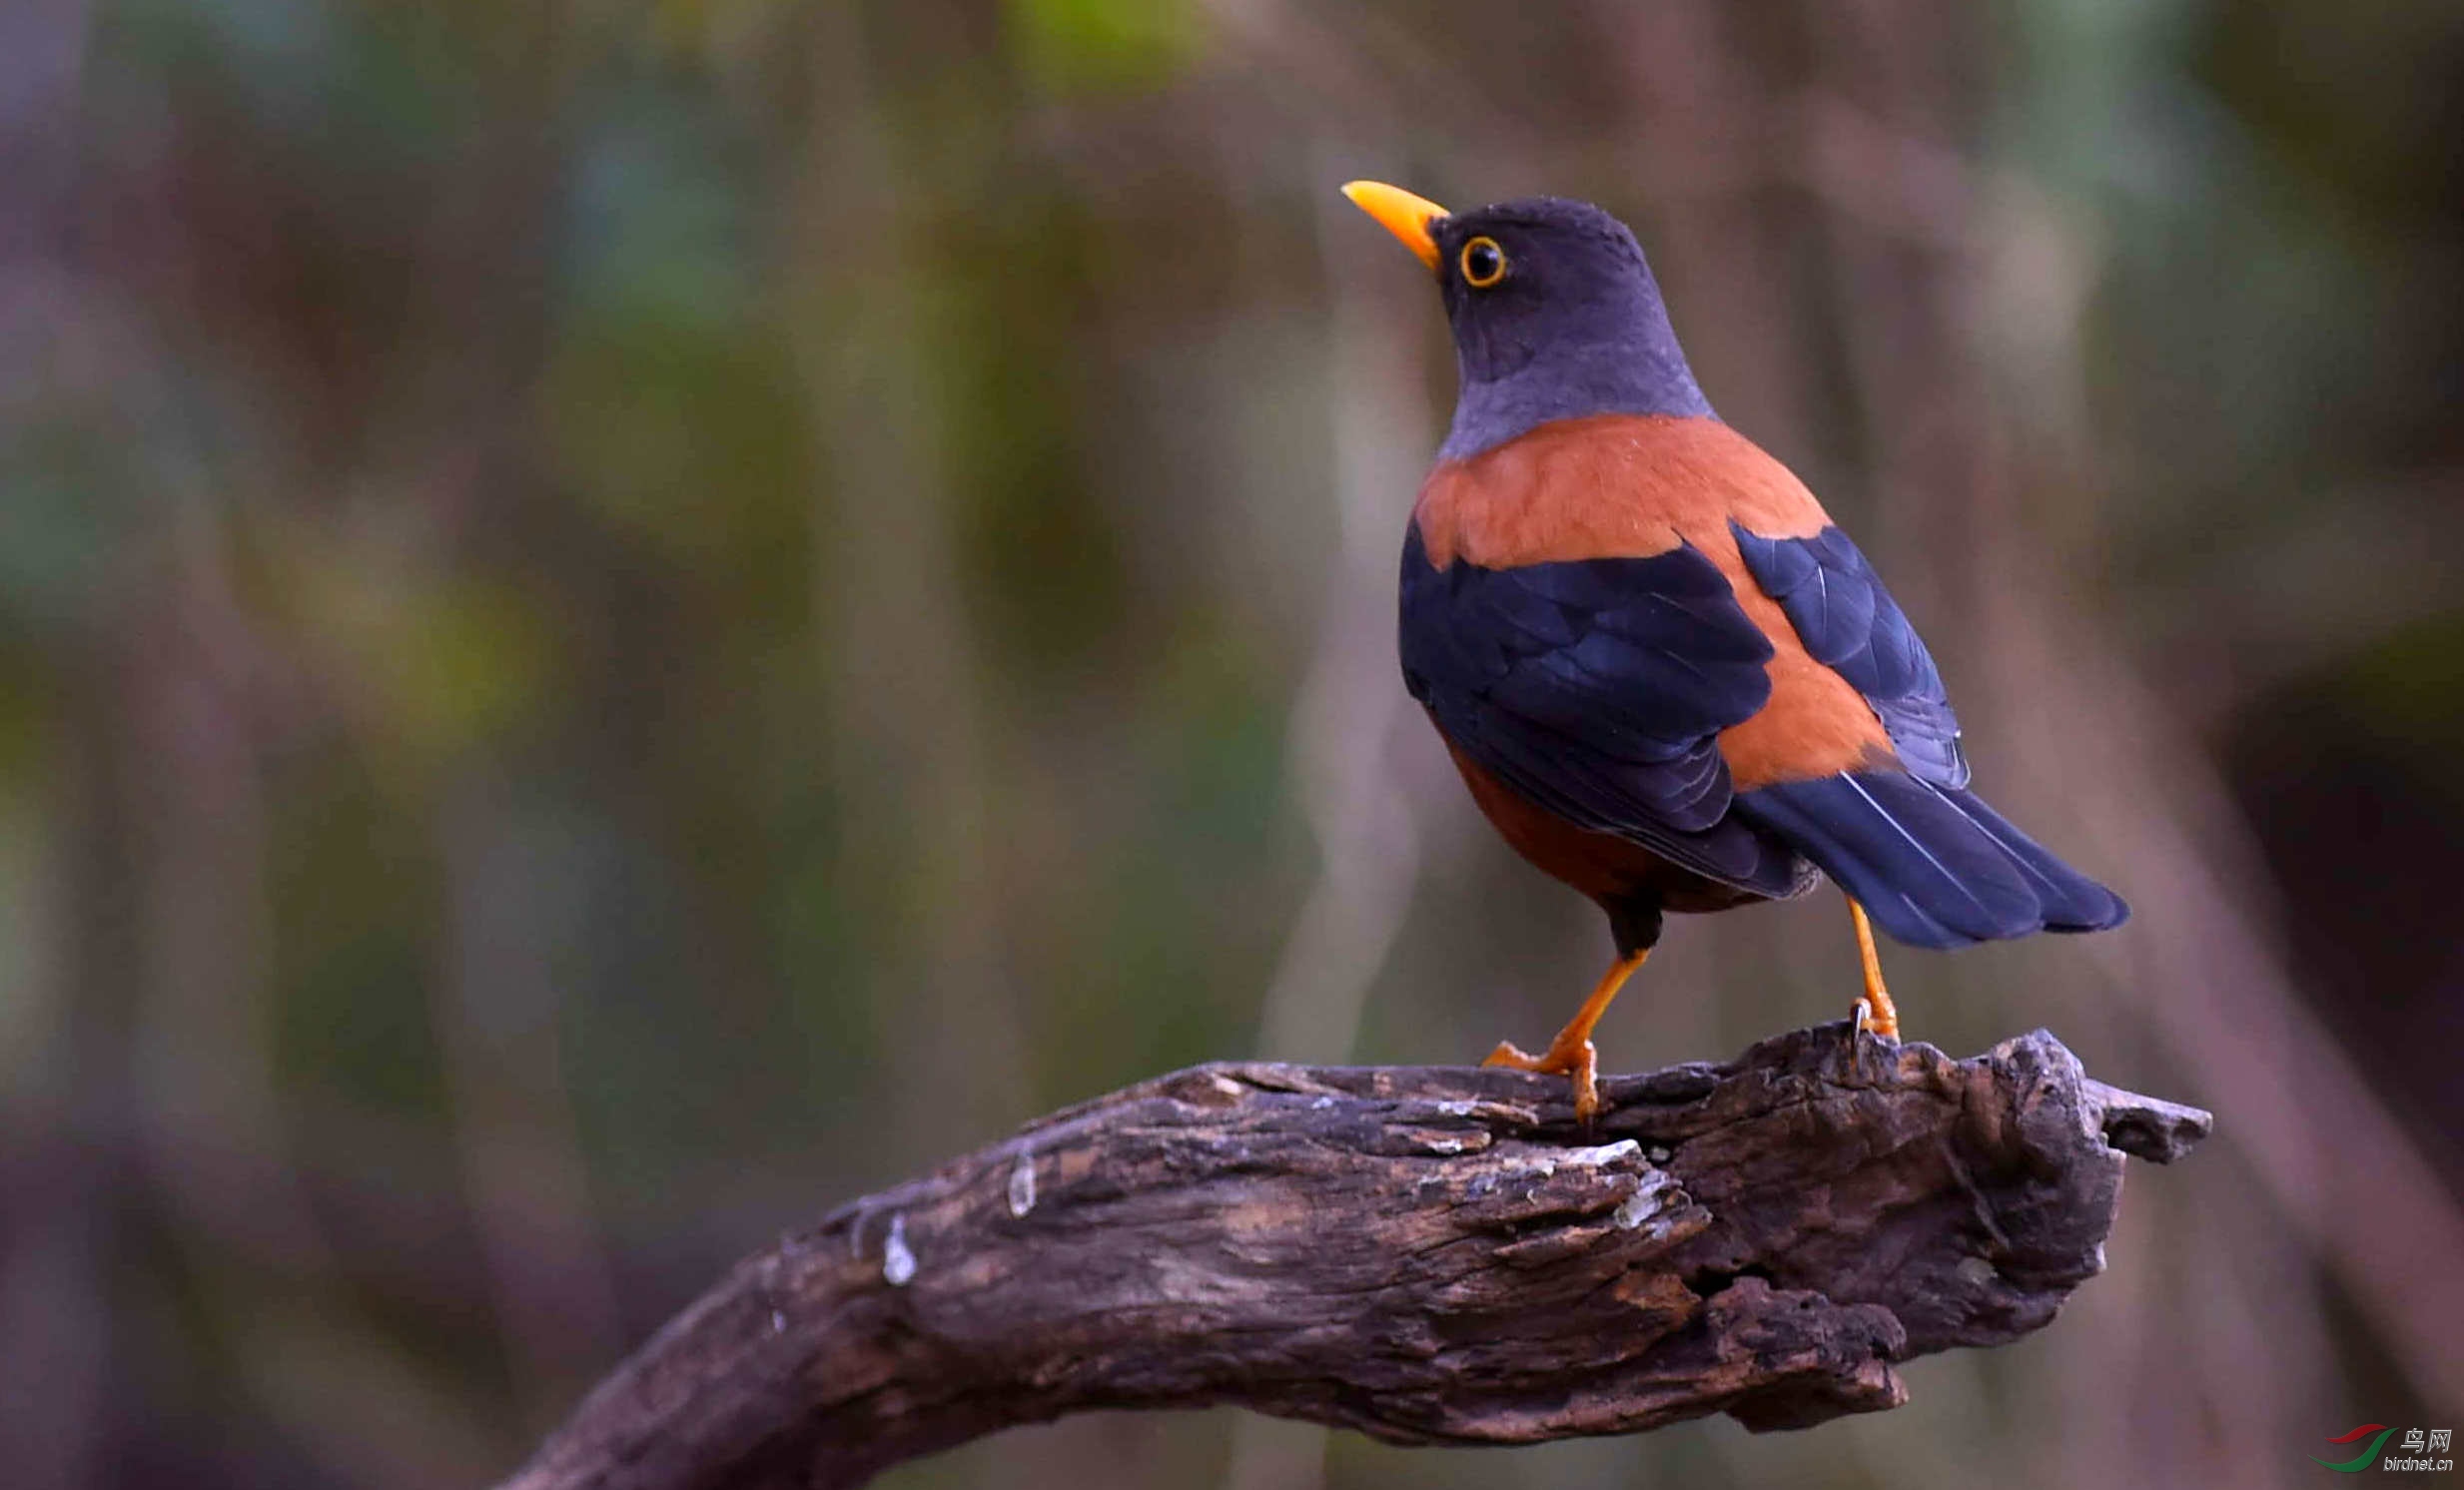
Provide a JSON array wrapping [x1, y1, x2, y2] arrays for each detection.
[[1343, 185, 1711, 459]]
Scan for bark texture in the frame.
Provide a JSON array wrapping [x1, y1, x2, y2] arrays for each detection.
[[499, 1024, 2210, 1490]]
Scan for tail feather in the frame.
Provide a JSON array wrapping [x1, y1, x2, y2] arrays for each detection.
[[1735, 771, 2128, 950], [1927, 785, 2130, 933]]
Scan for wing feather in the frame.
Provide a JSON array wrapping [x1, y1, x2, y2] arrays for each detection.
[[1731, 522, 1968, 787], [1400, 526, 1802, 894]]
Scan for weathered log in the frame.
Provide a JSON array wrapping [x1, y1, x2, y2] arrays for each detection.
[[499, 1023, 2210, 1490]]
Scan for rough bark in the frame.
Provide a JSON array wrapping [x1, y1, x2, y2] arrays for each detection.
[[499, 1023, 2210, 1490]]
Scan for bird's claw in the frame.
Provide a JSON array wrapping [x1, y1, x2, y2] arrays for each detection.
[[1481, 1039, 1543, 1070], [1850, 994, 1899, 1041], [1482, 1036, 1602, 1122]]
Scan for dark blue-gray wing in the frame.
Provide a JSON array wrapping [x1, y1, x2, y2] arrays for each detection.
[[1726, 521, 2127, 948], [1399, 526, 1804, 897], [1729, 522, 1968, 787]]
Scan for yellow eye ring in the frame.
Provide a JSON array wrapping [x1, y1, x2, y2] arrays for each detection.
[[1459, 236, 1507, 288]]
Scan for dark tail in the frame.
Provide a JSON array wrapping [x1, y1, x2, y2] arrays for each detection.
[[1735, 771, 2129, 950]]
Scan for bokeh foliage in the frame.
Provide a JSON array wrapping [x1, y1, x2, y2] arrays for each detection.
[[2, 1, 2458, 1487]]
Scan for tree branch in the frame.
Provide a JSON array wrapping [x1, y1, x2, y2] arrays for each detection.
[[499, 1024, 2210, 1490]]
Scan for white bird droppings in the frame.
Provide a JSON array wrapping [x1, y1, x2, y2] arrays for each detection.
[[1613, 1169, 1683, 1232], [1561, 1139, 1640, 1167], [1008, 1153, 1037, 1216], [882, 1214, 917, 1286]]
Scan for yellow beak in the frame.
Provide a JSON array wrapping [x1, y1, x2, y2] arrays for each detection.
[[1340, 180, 1448, 271]]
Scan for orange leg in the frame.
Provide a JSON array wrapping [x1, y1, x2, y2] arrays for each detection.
[[1482, 948, 1650, 1121], [1847, 897, 1900, 1039]]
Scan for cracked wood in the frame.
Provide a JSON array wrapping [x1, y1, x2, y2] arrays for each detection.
[[498, 1023, 2211, 1490]]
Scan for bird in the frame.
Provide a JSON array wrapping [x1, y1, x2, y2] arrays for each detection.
[[1340, 181, 2128, 1121]]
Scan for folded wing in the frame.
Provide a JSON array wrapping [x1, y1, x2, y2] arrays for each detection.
[[1400, 525, 1807, 898], [1727, 522, 2129, 948]]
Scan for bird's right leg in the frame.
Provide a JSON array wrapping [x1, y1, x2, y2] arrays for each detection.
[[1846, 896, 1900, 1039]]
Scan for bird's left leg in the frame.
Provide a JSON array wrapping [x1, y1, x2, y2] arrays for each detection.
[[1846, 896, 1900, 1039], [1482, 948, 1649, 1122]]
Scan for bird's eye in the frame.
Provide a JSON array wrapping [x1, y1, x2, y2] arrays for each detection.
[[1459, 236, 1507, 288]]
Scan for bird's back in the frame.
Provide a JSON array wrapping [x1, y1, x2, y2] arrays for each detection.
[[1413, 413, 1905, 787], [1402, 410, 2127, 947]]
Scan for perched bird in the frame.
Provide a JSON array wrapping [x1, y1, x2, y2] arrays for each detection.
[[1341, 182, 2127, 1119]]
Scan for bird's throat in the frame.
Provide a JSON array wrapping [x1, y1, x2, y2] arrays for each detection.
[[1439, 335, 1712, 461]]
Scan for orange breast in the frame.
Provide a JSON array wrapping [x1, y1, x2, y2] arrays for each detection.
[[1413, 413, 1895, 789]]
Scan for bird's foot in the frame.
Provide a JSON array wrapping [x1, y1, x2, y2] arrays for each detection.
[[1482, 1036, 1602, 1122], [1851, 996, 1900, 1041]]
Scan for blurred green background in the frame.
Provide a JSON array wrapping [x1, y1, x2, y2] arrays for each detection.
[[4, 1, 2460, 1486]]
